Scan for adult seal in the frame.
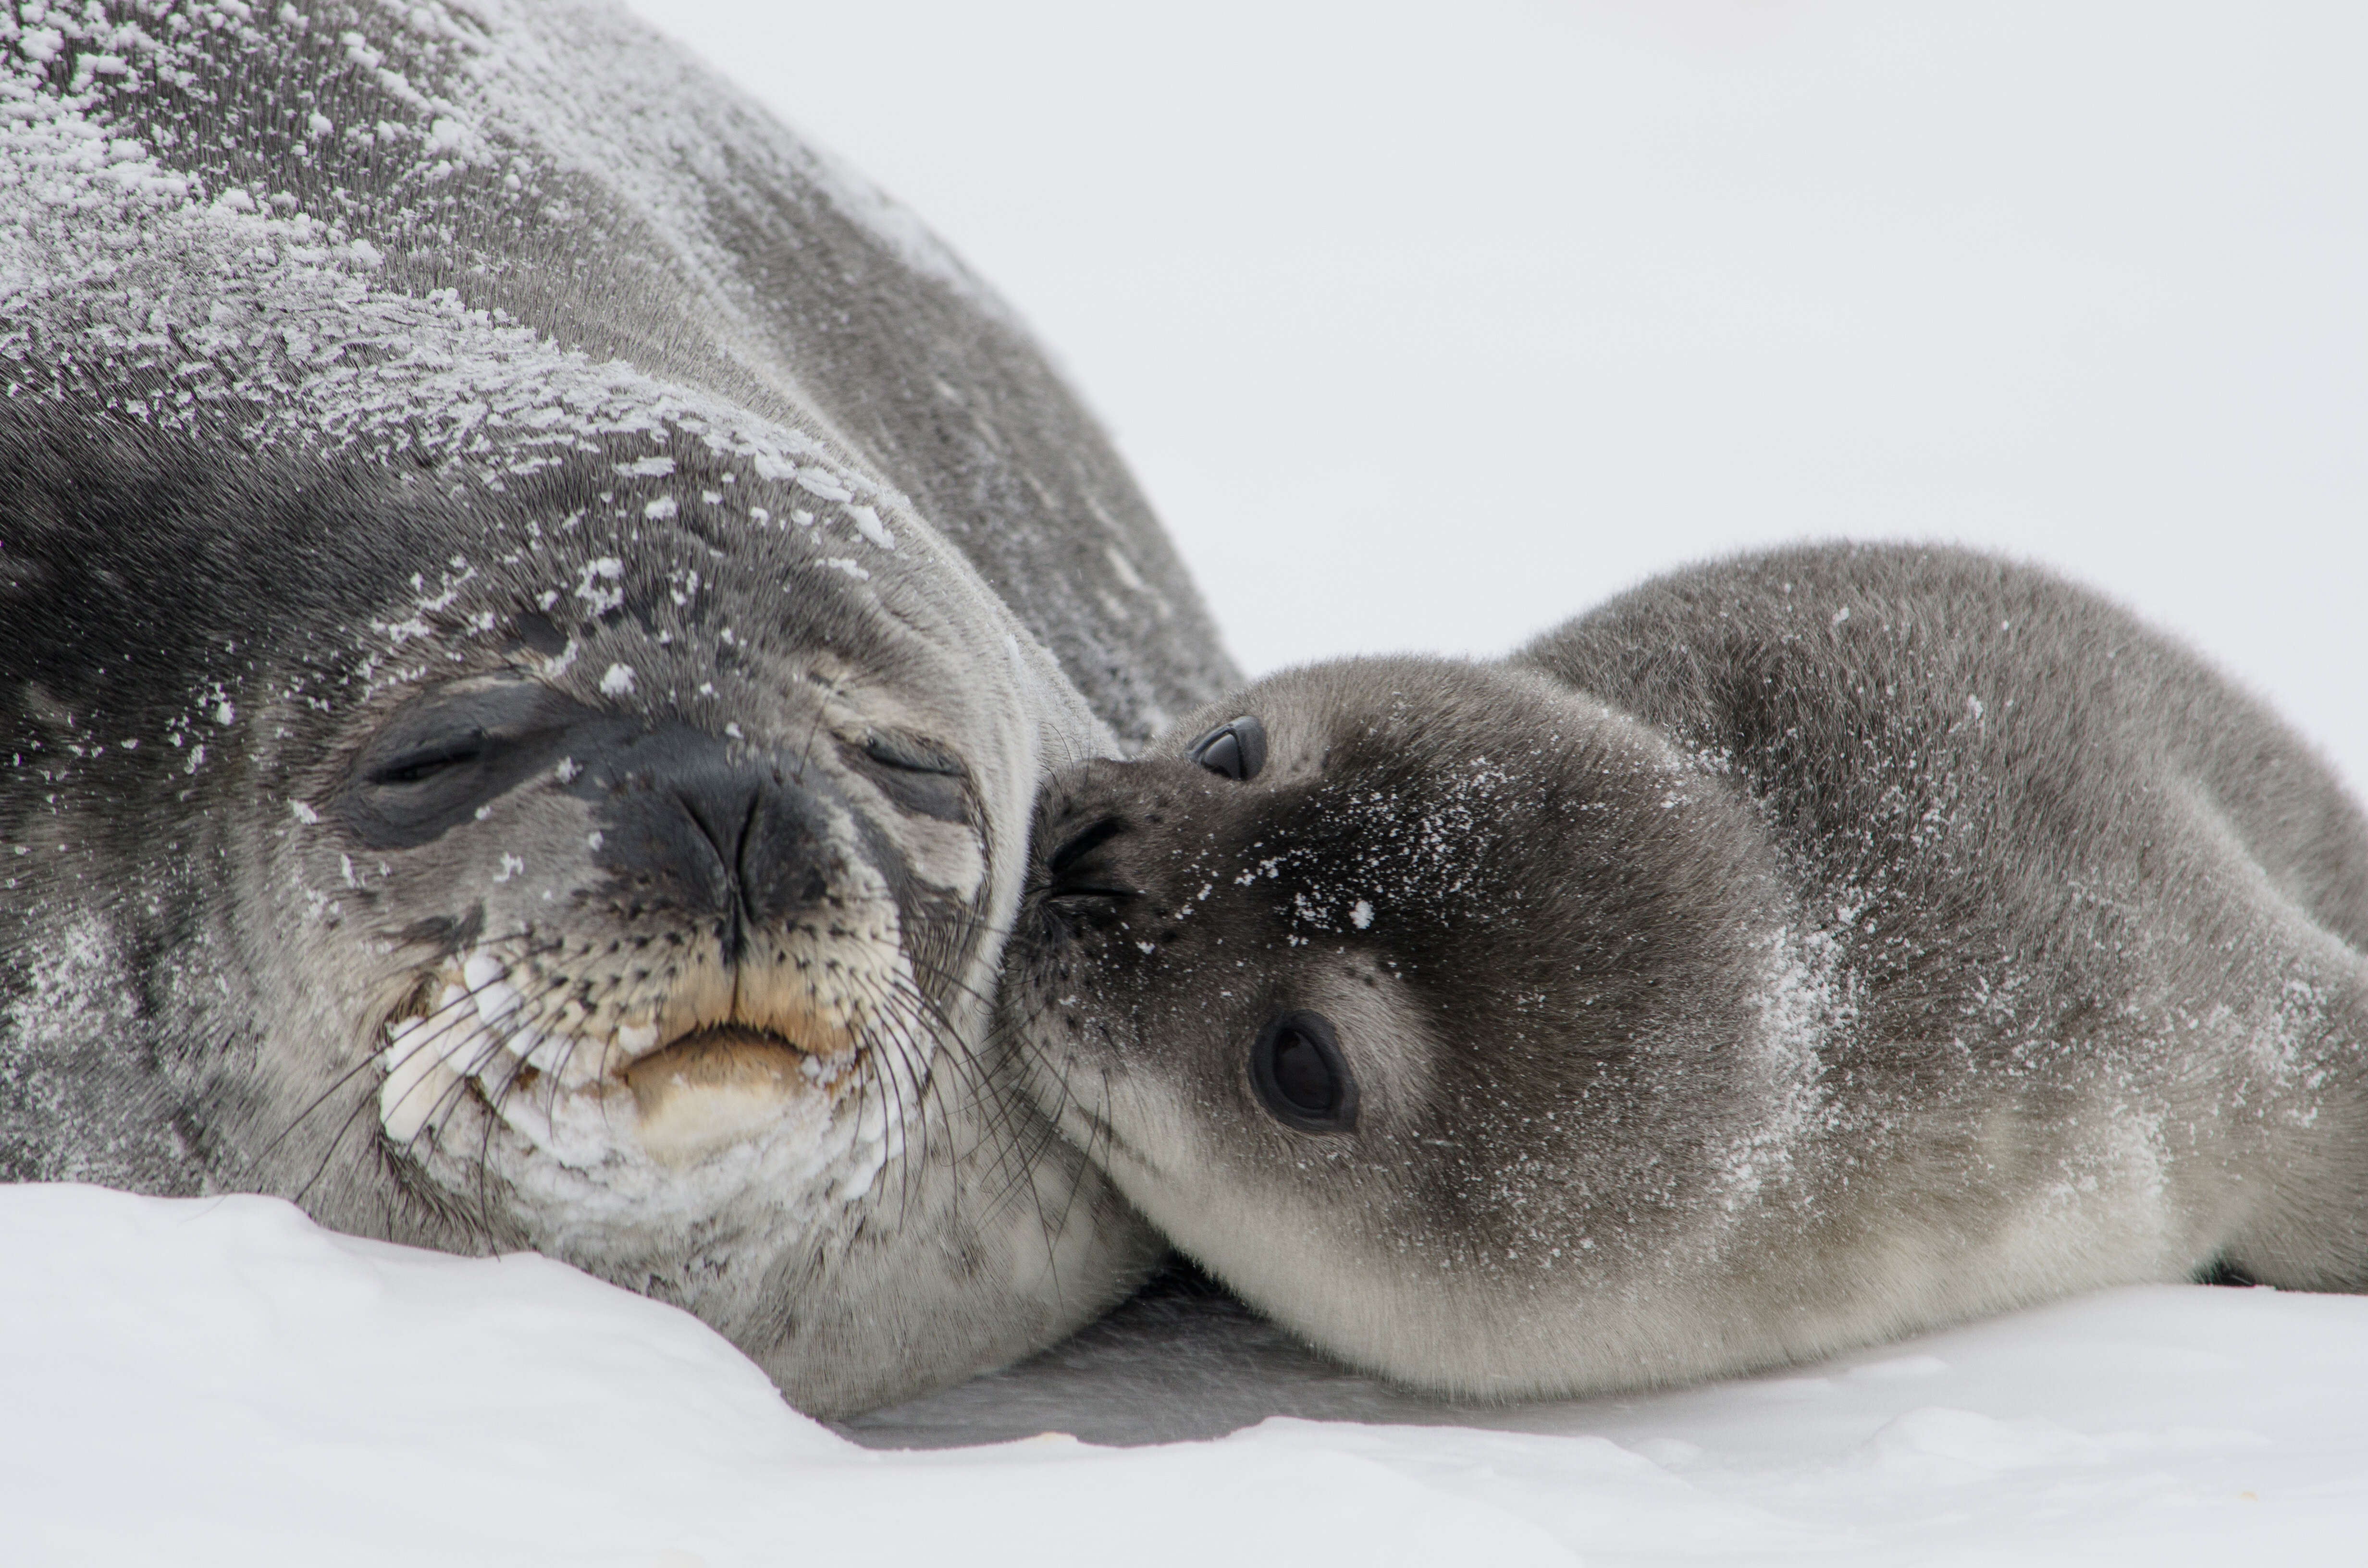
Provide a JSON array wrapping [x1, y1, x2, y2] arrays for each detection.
[[1011, 544, 2368, 1400], [0, 0, 1236, 1416]]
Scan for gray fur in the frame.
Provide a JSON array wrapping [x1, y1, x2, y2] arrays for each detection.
[[1010, 543, 2368, 1400], [0, 0, 1238, 1415]]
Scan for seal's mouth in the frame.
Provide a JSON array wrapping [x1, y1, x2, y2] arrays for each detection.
[[376, 946, 865, 1166], [620, 1024, 848, 1164]]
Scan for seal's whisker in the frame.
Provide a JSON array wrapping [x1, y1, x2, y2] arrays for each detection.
[[958, 984, 1084, 1246], [290, 1073, 392, 1214], [846, 970, 947, 1225], [853, 1023, 924, 1227], [974, 1026, 1096, 1269], [471, 973, 615, 1204], [248, 952, 534, 1178]]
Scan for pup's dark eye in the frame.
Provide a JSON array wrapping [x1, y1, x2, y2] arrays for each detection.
[[1250, 1009, 1357, 1134], [1187, 715, 1266, 782], [369, 733, 486, 786]]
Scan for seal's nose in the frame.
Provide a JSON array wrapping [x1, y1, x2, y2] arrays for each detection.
[[595, 736, 841, 960]]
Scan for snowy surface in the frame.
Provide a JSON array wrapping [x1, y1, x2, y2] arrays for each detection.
[[8, 1184, 2367, 1566]]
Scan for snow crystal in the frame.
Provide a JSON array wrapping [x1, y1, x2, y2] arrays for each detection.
[[574, 559, 626, 617], [793, 469, 854, 503]]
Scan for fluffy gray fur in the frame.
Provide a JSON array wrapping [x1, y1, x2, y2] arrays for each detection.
[[0, 0, 1236, 1415], [1010, 543, 2368, 1399]]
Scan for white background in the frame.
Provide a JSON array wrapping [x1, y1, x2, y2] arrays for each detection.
[[627, 0, 2368, 789]]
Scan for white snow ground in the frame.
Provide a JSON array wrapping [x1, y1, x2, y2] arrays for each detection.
[[13, 3, 2368, 1563], [8, 1184, 2367, 1566]]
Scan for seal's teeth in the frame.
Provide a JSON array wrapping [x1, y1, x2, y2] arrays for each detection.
[[452, 1027, 512, 1076], [473, 979, 523, 1025], [477, 1052, 527, 1096], [461, 951, 505, 992], [379, 1044, 460, 1144], [424, 1019, 492, 1074], [492, 1085, 552, 1144], [617, 1019, 659, 1057], [524, 1031, 606, 1086]]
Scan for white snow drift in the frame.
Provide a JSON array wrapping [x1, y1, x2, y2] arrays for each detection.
[[5, 1184, 2365, 1567]]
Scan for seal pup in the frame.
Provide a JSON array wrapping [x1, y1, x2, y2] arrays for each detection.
[[0, 0, 1235, 1415], [1009, 543, 2368, 1400]]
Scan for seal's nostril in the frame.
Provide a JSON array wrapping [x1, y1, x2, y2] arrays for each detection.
[[1047, 816, 1128, 878], [666, 786, 753, 964], [675, 788, 747, 870], [1043, 816, 1136, 904], [600, 742, 839, 941], [733, 794, 764, 923]]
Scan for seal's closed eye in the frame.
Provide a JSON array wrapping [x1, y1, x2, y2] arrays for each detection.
[[861, 730, 965, 776], [370, 733, 487, 785], [1251, 1010, 1357, 1134], [335, 678, 586, 850], [1188, 715, 1267, 782], [847, 730, 970, 822]]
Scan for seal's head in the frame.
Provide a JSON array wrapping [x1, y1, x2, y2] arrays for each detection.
[[1009, 657, 1828, 1398], [1, 0, 1215, 1416], [2, 420, 1150, 1417]]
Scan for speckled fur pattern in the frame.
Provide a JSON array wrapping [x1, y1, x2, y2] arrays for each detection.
[[0, 0, 1234, 1415], [1009, 543, 2368, 1400]]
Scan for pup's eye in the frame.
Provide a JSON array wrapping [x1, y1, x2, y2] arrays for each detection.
[[1187, 715, 1267, 782], [1249, 1009, 1357, 1134]]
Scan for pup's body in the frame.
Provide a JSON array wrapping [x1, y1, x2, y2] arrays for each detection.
[[1010, 544, 2368, 1398]]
